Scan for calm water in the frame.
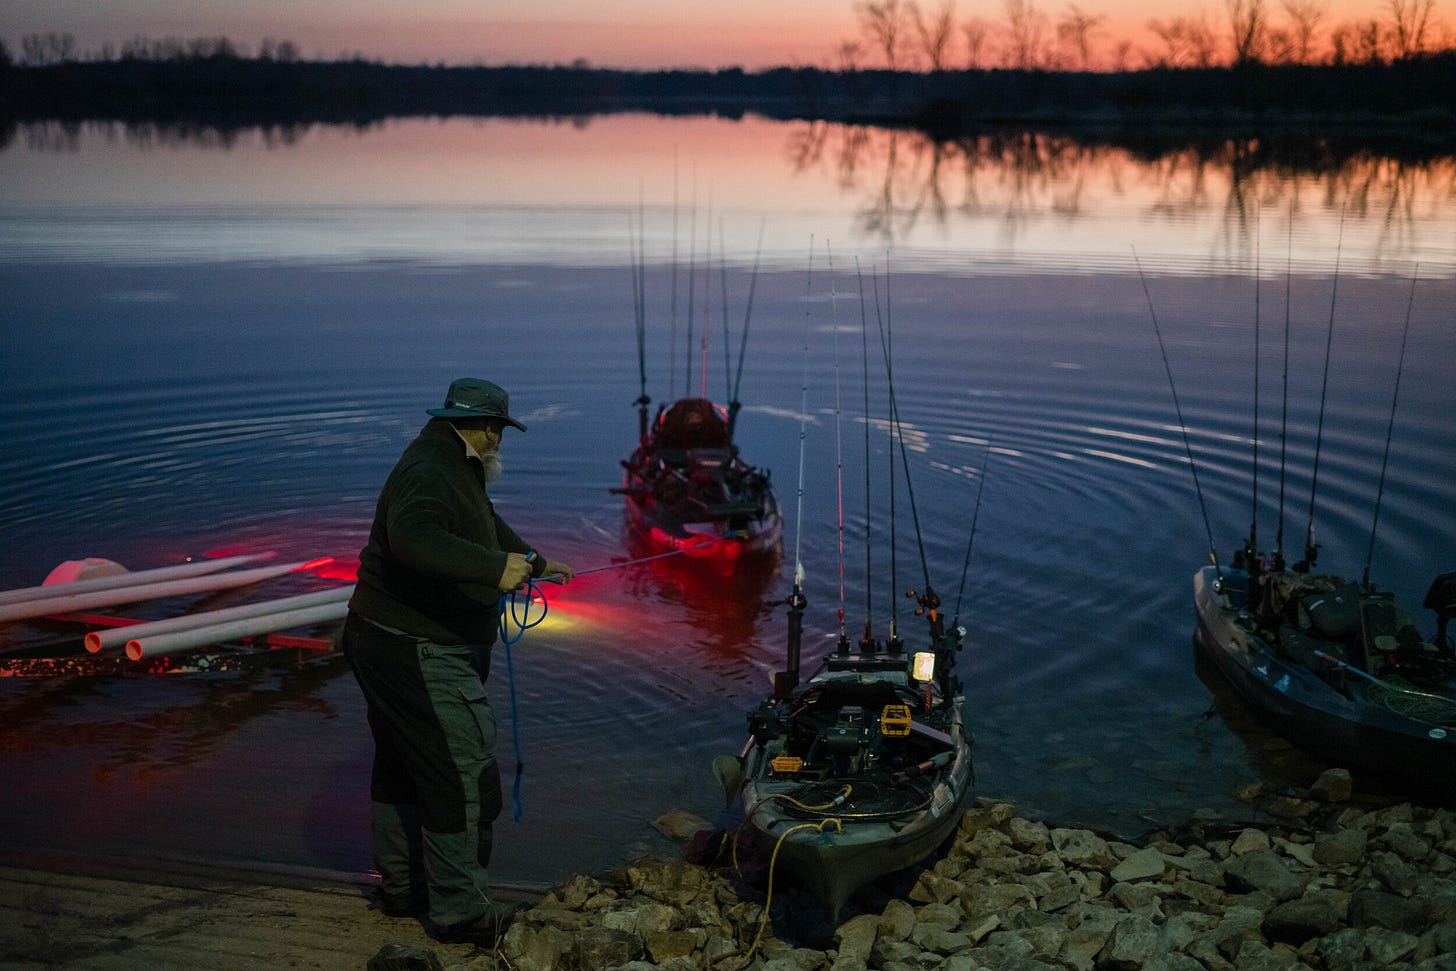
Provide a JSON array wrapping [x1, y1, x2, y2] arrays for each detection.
[[1, 115, 1454, 891]]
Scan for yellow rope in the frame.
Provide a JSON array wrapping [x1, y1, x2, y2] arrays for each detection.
[[770, 784, 852, 813], [736, 817, 842, 969], [731, 783, 850, 880]]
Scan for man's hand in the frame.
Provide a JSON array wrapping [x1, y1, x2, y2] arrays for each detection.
[[498, 552, 532, 591], [541, 559, 576, 584]]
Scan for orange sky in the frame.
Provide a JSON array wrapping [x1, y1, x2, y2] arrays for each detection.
[[1, 1, 1449, 69]]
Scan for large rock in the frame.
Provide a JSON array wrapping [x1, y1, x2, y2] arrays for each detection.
[[1223, 849, 1306, 901], [605, 899, 680, 937], [961, 882, 1037, 921], [1363, 926, 1421, 965], [500, 923, 574, 971], [1097, 913, 1167, 969], [1052, 828, 1118, 869], [1371, 849, 1422, 896], [1009, 817, 1052, 852], [1230, 829, 1272, 855], [1383, 821, 1434, 862], [1309, 768, 1354, 803], [1350, 888, 1427, 932], [876, 898, 916, 942], [1059, 905, 1120, 970], [1111, 847, 1169, 883], [1263, 891, 1344, 943], [833, 913, 878, 965], [645, 929, 704, 963], [1313, 827, 1367, 867], [574, 926, 643, 968]]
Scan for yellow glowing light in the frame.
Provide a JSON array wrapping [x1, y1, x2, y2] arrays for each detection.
[[912, 651, 935, 682]]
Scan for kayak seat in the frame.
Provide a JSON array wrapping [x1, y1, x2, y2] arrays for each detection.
[[802, 677, 917, 718], [1359, 592, 1401, 670], [655, 398, 730, 449]]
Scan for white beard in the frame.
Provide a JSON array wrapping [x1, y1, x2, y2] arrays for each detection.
[[481, 451, 503, 484]]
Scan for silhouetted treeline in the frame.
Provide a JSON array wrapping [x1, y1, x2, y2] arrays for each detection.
[[3, 52, 1455, 141]]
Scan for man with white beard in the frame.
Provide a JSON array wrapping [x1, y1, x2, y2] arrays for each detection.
[[343, 377, 574, 947]]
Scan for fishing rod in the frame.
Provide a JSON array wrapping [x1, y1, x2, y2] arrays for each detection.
[[698, 193, 714, 398], [872, 263, 948, 688], [1299, 203, 1346, 573], [669, 156, 679, 403], [1273, 206, 1293, 575], [1244, 208, 1262, 567], [856, 258, 875, 649], [776, 236, 815, 699], [630, 195, 650, 442], [1361, 266, 1421, 591], [1132, 247, 1222, 582], [720, 222, 732, 416], [726, 218, 766, 445], [682, 171, 698, 400], [870, 270, 901, 649], [828, 241, 848, 647]]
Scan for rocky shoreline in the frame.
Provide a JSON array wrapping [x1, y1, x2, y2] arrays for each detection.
[[419, 768, 1455, 971]]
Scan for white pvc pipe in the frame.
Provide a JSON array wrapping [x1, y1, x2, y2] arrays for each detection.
[[126, 601, 351, 660], [0, 560, 323, 624], [0, 552, 278, 607], [85, 584, 355, 653]]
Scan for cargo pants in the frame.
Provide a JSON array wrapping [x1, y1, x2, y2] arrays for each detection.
[[342, 612, 503, 930]]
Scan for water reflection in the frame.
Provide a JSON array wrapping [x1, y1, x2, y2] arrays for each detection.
[[2, 116, 1453, 273], [620, 529, 783, 682], [0, 655, 349, 774], [786, 121, 1456, 268]]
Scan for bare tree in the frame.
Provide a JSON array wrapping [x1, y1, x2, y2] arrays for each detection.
[[858, 0, 912, 70], [1112, 39, 1132, 71], [911, 0, 957, 72], [1354, 17, 1385, 61], [1386, 0, 1435, 58], [1281, 0, 1327, 63], [1189, 15, 1220, 65], [962, 16, 994, 68], [1003, 0, 1050, 69], [1265, 26, 1296, 62], [836, 39, 865, 72], [1226, 0, 1269, 64], [21, 32, 76, 65], [1147, 18, 1193, 66], [1147, 15, 1218, 67], [1056, 3, 1105, 71]]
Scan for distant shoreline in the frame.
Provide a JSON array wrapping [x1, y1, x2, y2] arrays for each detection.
[[4, 55, 1455, 146]]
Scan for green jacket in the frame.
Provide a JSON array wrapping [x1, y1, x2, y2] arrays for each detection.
[[349, 419, 530, 644]]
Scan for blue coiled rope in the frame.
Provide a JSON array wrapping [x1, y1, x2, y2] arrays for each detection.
[[497, 582, 548, 822], [493, 539, 720, 821]]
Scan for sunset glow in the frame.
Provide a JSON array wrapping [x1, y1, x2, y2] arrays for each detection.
[[2, 0, 1451, 70]]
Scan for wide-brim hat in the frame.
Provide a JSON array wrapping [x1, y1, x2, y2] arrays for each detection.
[[426, 377, 527, 431]]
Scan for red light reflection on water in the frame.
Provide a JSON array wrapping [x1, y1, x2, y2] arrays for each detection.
[[310, 558, 359, 582]]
